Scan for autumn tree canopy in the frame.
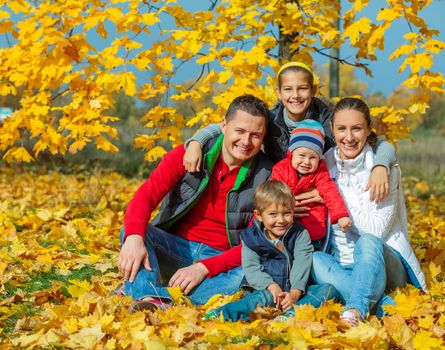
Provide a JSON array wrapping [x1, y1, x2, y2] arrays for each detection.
[[0, 0, 443, 162]]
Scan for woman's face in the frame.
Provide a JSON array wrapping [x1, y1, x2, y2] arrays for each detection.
[[276, 71, 316, 122], [331, 108, 371, 160]]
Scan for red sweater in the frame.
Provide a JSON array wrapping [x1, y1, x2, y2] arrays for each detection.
[[124, 145, 242, 277], [271, 152, 349, 240]]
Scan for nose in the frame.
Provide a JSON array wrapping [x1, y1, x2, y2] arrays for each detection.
[[344, 129, 354, 141], [240, 133, 251, 146]]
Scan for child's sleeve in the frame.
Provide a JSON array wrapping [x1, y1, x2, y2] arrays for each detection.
[[242, 240, 275, 290], [289, 229, 313, 292], [315, 161, 349, 224], [373, 138, 396, 170], [184, 123, 221, 149]]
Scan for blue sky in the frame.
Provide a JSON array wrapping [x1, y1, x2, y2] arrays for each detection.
[[333, 0, 445, 95]]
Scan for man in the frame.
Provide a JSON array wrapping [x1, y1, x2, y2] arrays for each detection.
[[117, 94, 273, 311]]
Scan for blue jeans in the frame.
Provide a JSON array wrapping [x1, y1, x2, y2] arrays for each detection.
[[121, 225, 244, 305], [211, 283, 340, 321], [311, 234, 408, 319]]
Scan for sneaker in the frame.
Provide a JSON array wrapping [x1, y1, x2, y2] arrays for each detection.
[[202, 310, 219, 321], [273, 310, 295, 322], [340, 310, 360, 327], [129, 297, 170, 313]]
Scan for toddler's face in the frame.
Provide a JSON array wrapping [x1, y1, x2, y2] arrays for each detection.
[[291, 147, 320, 175]]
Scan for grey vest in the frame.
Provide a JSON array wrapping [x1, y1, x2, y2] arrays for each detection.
[[151, 134, 273, 247]]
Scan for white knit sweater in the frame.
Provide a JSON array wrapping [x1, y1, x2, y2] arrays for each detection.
[[324, 145, 427, 292]]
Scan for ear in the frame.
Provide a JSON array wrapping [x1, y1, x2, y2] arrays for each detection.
[[254, 209, 262, 222], [221, 119, 226, 135], [275, 85, 282, 100]]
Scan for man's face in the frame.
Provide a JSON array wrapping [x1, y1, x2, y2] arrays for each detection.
[[221, 110, 267, 168]]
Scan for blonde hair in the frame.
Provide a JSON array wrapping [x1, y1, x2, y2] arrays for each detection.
[[254, 180, 294, 213]]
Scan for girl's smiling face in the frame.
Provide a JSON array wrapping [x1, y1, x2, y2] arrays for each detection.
[[276, 71, 316, 122]]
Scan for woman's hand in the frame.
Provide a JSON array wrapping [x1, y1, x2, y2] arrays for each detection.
[[293, 188, 322, 219], [366, 165, 389, 203], [183, 141, 203, 173]]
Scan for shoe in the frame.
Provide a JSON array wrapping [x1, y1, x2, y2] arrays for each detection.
[[110, 283, 125, 296], [274, 310, 294, 322], [202, 310, 219, 321], [129, 297, 170, 313], [340, 309, 360, 327]]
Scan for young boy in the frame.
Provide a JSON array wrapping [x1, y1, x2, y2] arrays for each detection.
[[203, 180, 339, 322], [271, 119, 352, 245]]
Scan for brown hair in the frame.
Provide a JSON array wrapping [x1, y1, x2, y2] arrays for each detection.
[[277, 65, 314, 90], [225, 94, 269, 127], [332, 97, 378, 148], [254, 180, 294, 213]]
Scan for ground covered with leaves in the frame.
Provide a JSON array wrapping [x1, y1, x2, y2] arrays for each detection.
[[0, 168, 444, 349]]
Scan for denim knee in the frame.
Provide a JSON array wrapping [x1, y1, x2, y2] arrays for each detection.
[[354, 234, 384, 262]]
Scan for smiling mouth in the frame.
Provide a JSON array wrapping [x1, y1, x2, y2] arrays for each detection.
[[235, 145, 250, 153]]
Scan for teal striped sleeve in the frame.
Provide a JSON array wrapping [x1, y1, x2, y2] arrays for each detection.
[[184, 123, 221, 149], [373, 138, 397, 170]]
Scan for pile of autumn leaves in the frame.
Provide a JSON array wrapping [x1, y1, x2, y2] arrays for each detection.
[[0, 168, 444, 349]]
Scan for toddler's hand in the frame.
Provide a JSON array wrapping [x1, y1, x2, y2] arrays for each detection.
[[338, 217, 352, 232]]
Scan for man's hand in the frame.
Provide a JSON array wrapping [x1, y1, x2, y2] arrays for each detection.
[[118, 235, 151, 283], [168, 262, 209, 295], [183, 141, 203, 173], [366, 165, 389, 203]]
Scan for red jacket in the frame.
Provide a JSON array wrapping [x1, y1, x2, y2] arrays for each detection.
[[271, 152, 349, 240]]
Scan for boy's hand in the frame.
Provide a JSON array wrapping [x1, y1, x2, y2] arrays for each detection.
[[366, 165, 389, 203], [278, 289, 302, 311], [183, 141, 202, 173], [338, 217, 353, 232], [267, 283, 284, 308]]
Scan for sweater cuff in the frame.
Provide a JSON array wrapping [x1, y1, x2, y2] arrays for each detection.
[[329, 211, 350, 224], [123, 221, 147, 242], [199, 258, 221, 277]]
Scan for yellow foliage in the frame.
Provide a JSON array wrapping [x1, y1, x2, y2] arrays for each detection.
[[1, 170, 444, 348], [0, 0, 442, 161]]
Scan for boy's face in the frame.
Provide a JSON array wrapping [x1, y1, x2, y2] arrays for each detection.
[[291, 147, 320, 175], [254, 203, 294, 240]]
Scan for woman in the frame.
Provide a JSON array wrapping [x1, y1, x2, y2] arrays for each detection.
[[311, 97, 428, 326]]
